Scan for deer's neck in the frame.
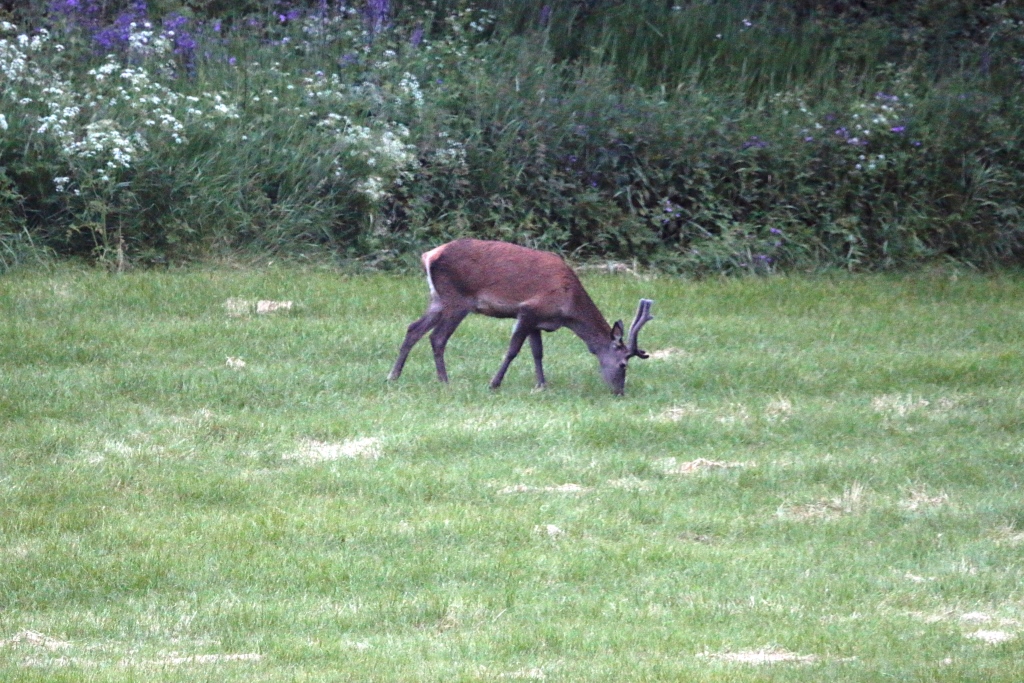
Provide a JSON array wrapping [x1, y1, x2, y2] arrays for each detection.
[[566, 291, 612, 355]]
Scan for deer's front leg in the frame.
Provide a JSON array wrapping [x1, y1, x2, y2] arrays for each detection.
[[491, 316, 533, 389], [528, 329, 546, 389]]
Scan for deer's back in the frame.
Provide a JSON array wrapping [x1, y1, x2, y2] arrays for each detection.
[[423, 239, 581, 319]]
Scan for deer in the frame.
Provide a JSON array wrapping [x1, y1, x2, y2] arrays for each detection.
[[387, 238, 654, 395]]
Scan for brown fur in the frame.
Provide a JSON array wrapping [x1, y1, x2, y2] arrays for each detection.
[[388, 239, 652, 394]]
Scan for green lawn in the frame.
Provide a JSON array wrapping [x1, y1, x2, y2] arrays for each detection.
[[1, 266, 1023, 682]]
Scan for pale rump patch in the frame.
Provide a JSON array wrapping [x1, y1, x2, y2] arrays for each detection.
[[422, 245, 445, 297], [659, 457, 753, 474], [697, 648, 818, 665], [498, 483, 589, 495], [284, 437, 382, 462]]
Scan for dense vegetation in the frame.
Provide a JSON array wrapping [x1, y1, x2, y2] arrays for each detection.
[[1, 1, 1022, 272]]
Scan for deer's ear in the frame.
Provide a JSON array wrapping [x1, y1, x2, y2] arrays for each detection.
[[611, 320, 624, 342]]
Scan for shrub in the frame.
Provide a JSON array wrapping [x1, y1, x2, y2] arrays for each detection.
[[0, 1, 1021, 271]]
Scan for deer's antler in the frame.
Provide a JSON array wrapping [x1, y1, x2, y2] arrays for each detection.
[[627, 298, 654, 359]]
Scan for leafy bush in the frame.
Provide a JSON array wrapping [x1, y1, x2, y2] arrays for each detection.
[[0, 1, 1022, 271]]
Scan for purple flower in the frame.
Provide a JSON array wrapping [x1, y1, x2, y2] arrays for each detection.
[[409, 24, 424, 47], [164, 13, 187, 31], [890, 125, 905, 134], [770, 227, 782, 235], [91, 0, 148, 53], [49, 0, 102, 30], [804, 136, 814, 142], [228, 56, 237, 65], [364, 0, 390, 35], [539, 4, 552, 27], [742, 135, 768, 150]]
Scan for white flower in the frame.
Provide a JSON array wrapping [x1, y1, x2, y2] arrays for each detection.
[[0, 113, 6, 131]]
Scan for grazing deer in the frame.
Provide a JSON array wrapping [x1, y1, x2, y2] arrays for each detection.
[[387, 238, 654, 395]]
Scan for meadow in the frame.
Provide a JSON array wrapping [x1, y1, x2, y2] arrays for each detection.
[[2, 265, 1023, 681]]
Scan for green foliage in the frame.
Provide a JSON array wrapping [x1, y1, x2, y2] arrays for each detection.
[[0, 2, 1022, 271]]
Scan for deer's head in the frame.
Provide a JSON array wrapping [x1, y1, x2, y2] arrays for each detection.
[[596, 299, 654, 395]]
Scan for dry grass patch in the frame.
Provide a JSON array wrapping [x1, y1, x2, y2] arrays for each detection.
[[871, 393, 933, 418], [606, 476, 653, 492], [872, 393, 962, 421], [965, 630, 1017, 645], [764, 397, 794, 421], [899, 485, 950, 511], [283, 437, 382, 463], [499, 666, 547, 679], [497, 483, 590, 495], [715, 403, 752, 425], [903, 608, 1022, 645], [648, 347, 687, 360], [659, 457, 754, 475], [696, 647, 818, 665], [656, 399, 791, 423], [224, 298, 294, 317], [0, 630, 72, 652], [777, 484, 867, 521], [991, 524, 1024, 546], [144, 653, 263, 666], [653, 403, 702, 422], [534, 524, 565, 539]]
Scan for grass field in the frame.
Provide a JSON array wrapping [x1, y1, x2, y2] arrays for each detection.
[[1, 265, 1023, 682]]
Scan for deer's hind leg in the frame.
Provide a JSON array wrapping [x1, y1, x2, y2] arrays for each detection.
[[388, 305, 443, 381], [429, 308, 471, 383]]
